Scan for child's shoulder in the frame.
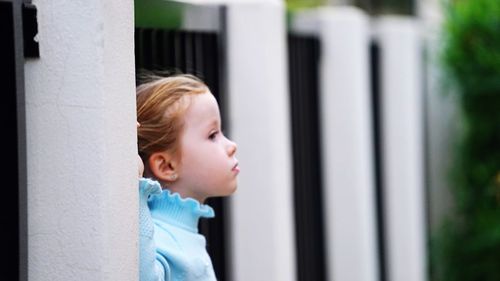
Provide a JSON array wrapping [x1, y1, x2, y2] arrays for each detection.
[[139, 177, 162, 196]]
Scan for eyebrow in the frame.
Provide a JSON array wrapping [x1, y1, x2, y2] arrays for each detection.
[[205, 118, 220, 129]]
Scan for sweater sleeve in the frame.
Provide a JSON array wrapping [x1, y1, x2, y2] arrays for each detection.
[[139, 178, 171, 281]]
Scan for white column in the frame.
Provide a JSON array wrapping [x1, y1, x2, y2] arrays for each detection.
[[25, 0, 137, 280], [226, 2, 296, 281], [293, 7, 379, 281], [419, 0, 456, 234], [374, 16, 427, 281]]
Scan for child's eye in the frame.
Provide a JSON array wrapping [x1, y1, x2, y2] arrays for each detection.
[[209, 131, 218, 140]]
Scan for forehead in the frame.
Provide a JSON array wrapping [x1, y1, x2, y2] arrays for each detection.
[[183, 92, 220, 125]]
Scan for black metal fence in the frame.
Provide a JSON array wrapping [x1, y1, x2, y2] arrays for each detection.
[[370, 41, 388, 281], [0, 1, 36, 280], [355, 0, 415, 15], [288, 34, 327, 281]]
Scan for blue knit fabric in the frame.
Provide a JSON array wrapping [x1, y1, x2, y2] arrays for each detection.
[[139, 178, 217, 281]]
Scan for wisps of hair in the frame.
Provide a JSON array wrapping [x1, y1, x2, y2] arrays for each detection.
[[136, 68, 207, 86]]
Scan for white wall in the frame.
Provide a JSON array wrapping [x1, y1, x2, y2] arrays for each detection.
[[24, 0, 137, 280]]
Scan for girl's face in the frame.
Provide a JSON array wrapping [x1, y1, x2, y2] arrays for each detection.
[[173, 91, 239, 203]]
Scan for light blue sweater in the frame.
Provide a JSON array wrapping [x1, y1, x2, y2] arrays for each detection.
[[139, 178, 217, 281]]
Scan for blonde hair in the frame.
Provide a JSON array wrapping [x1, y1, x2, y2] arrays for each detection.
[[136, 73, 208, 164]]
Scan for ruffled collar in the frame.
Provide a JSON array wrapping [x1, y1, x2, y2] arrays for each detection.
[[148, 188, 215, 233]]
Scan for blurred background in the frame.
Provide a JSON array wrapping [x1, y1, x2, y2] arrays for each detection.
[[135, 1, 500, 281], [2, 0, 498, 280]]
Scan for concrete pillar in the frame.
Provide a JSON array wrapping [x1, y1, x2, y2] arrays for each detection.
[[293, 7, 379, 281], [24, 0, 137, 280], [373, 16, 427, 281], [225, 2, 297, 281]]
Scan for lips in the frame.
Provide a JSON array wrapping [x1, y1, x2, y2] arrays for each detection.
[[232, 162, 240, 173]]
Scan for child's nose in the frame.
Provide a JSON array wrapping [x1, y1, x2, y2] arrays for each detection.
[[227, 139, 237, 156]]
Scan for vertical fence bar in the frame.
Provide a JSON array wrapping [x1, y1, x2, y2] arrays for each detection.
[[370, 41, 388, 281], [1, 3, 20, 280], [0, 1, 28, 280], [288, 34, 327, 281], [373, 16, 427, 281]]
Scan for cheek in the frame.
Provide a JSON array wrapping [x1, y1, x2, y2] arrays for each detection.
[[180, 142, 227, 179], [181, 149, 213, 177]]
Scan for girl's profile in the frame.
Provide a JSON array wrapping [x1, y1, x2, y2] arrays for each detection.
[[136, 74, 238, 281]]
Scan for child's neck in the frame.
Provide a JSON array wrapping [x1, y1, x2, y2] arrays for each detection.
[[162, 183, 207, 205]]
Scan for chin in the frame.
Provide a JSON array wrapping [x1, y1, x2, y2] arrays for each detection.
[[229, 185, 238, 194], [223, 184, 238, 196]]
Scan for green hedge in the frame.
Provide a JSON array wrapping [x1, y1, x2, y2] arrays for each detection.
[[135, 0, 183, 29], [431, 0, 500, 280], [285, 0, 325, 11]]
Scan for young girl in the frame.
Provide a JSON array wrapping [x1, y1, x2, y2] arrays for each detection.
[[136, 74, 239, 281]]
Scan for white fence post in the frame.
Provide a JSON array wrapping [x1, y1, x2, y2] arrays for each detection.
[[226, 2, 297, 281], [374, 16, 427, 281], [24, 0, 137, 280], [293, 7, 380, 281]]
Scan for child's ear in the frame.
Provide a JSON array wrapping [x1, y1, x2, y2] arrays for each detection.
[[148, 151, 179, 182]]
